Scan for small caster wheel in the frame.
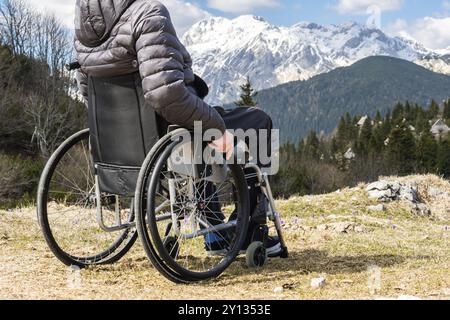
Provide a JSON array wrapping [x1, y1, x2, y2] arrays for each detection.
[[163, 236, 179, 259], [246, 241, 267, 268]]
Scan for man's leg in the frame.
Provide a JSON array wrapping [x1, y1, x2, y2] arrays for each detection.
[[222, 107, 273, 214], [221, 107, 281, 255]]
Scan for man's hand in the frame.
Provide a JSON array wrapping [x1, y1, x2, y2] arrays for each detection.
[[209, 130, 234, 160]]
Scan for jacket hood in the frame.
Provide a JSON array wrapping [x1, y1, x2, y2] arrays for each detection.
[[75, 0, 135, 47]]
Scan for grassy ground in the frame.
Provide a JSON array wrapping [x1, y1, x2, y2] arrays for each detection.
[[0, 175, 449, 300]]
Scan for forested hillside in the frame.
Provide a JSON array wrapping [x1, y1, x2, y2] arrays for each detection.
[[0, 0, 85, 207], [257, 56, 450, 143], [273, 100, 450, 197]]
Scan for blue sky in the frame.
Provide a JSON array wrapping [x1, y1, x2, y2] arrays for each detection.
[[198, 0, 447, 27], [11, 0, 450, 49]]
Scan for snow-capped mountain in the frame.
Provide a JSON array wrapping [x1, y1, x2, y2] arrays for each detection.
[[181, 15, 447, 105], [415, 54, 450, 75]]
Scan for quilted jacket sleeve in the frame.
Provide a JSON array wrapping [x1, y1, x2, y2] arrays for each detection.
[[75, 70, 89, 107], [132, 2, 226, 133]]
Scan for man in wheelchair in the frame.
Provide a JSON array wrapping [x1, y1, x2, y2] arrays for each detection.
[[73, 0, 283, 258], [35, 0, 289, 283]]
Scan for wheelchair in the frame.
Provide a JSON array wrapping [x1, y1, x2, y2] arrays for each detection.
[[37, 71, 288, 283]]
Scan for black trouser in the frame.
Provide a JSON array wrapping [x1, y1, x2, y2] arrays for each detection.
[[221, 107, 273, 216], [203, 107, 273, 241]]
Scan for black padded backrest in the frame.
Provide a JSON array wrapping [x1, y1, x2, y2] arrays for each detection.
[[88, 72, 166, 196]]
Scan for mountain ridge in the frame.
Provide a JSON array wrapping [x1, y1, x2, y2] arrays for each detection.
[[182, 15, 449, 105]]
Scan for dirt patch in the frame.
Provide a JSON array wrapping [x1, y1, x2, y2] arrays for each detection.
[[1, 175, 449, 300], [0, 208, 448, 300]]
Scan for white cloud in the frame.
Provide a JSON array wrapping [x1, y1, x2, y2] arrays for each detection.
[[334, 0, 403, 15], [22, 0, 209, 36], [207, 0, 280, 14], [22, 0, 75, 27], [444, 0, 450, 11], [164, 0, 211, 35], [386, 17, 450, 50]]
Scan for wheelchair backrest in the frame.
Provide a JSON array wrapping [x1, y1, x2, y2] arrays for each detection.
[[88, 72, 166, 196]]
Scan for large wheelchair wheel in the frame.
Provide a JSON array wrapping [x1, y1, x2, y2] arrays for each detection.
[[135, 129, 250, 283], [37, 129, 137, 267]]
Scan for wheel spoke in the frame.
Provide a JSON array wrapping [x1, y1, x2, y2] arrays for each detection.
[[143, 136, 248, 278], [39, 131, 136, 265]]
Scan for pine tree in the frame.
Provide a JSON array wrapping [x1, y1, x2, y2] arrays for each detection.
[[387, 122, 416, 175], [235, 77, 258, 107], [374, 111, 382, 125], [369, 125, 384, 153], [428, 99, 440, 120], [405, 101, 413, 121], [336, 113, 352, 150], [415, 107, 429, 133], [330, 136, 339, 156], [381, 110, 392, 139], [304, 130, 320, 159], [416, 131, 438, 173], [297, 139, 306, 157], [443, 99, 450, 120], [437, 138, 450, 178], [392, 102, 404, 125]]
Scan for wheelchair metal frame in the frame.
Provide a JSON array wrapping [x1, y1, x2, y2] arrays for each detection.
[[94, 151, 287, 255]]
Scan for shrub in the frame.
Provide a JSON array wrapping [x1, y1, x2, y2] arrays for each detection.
[[0, 154, 43, 208]]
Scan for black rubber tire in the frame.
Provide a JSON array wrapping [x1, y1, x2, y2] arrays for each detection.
[[135, 129, 250, 283], [246, 241, 267, 268], [37, 129, 137, 267], [135, 130, 196, 284]]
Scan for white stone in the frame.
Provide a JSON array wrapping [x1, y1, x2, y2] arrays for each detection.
[[311, 277, 326, 289], [273, 287, 284, 293], [353, 224, 366, 233], [428, 187, 445, 197], [368, 204, 385, 212], [368, 189, 393, 200], [366, 181, 390, 191], [410, 203, 431, 216], [399, 185, 419, 202], [390, 182, 401, 193]]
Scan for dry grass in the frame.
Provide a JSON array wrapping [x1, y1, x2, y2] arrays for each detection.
[[0, 175, 449, 300]]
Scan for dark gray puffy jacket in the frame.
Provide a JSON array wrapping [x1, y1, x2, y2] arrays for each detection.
[[74, 0, 225, 133]]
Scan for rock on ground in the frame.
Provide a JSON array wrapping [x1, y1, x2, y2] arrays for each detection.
[[410, 203, 431, 216], [366, 180, 432, 216], [311, 277, 326, 289], [366, 180, 420, 203], [273, 287, 284, 293], [368, 204, 385, 212]]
